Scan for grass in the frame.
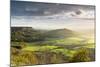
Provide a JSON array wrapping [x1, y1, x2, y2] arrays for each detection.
[[44, 37, 86, 45], [22, 45, 59, 51], [11, 37, 95, 66]]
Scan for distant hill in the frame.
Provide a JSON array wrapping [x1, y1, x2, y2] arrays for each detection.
[[11, 27, 78, 42], [44, 28, 77, 39]]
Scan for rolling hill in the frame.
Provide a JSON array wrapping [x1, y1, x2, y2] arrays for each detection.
[[11, 27, 79, 42], [44, 28, 77, 39]]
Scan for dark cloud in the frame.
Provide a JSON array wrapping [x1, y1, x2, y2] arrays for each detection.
[[75, 10, 82, 15], [11, 1, 95, 16]]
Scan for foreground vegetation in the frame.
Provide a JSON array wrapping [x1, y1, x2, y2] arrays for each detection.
[[11, 27, 95, 66], [11, 42, 95, 66]]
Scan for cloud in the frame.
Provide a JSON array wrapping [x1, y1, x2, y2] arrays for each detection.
[[11, 8, 94, 21], [69, 9, 83, 16], [63, 9, 94, 19], [11, 1, 95, 16], [41, 9, 94, 20], [11, 9, 94, 27], [25, 8, 39, 12]]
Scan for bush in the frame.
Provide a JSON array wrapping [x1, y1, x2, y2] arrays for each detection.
[[69, 48, 91, 62], [11, 51, 39, 66]]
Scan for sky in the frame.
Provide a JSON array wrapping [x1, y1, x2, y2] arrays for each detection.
[[11, 0, 95, 33]]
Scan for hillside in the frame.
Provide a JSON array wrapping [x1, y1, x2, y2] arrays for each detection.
[[11, 27, 78, 42], [11, 27, 43, 42], [44, 28, 77, 39]]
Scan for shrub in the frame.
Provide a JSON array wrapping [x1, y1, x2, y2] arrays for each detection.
[[69, 48, 91, 62]]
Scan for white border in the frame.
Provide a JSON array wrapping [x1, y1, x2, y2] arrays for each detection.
[[15, 0, 95, 5], [0, 0, 10, 67], [0, 0, 98, 67]]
